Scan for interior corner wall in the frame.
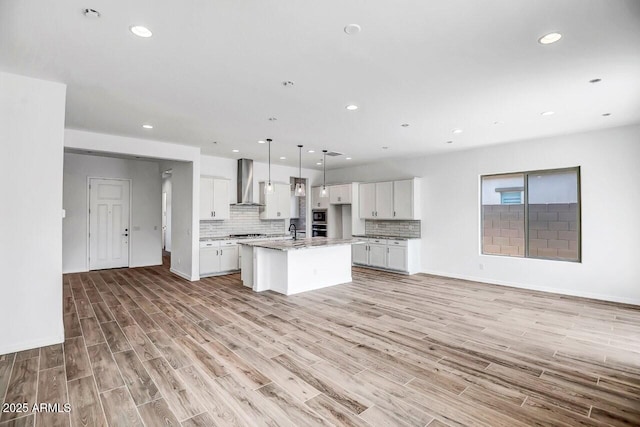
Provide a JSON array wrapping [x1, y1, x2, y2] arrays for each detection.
[[63, 153, 162, 273], [161, 160, 198, 280], [0, 72, 66, 354], [162, 175, 172, 252], [329, 124, 640, 305]]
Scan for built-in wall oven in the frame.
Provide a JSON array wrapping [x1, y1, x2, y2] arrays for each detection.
[[312, 210, 327, 237]]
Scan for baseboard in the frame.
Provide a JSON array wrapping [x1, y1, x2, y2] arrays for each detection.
[[169, 268, 199, 282], [0, 334, 65, 356], [62, 267, 88, 274], [421, 269, 640, 306]]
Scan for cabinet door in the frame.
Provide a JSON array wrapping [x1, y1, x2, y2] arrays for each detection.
[[212, 179, 230, 220], [199, 177, 214, 220], [393, 180, 413, 219], [329, 185, 341, 204], [359, 183, 376, 219], [387, 245, 407, 271], [375, 181, 394, 219], [341, 184, 352, 204], [368, 243, 387, 267], [277, 184, 291, 218], [220, 245, 239, 271], [199, 247, 219, 274], [352, 243, 368, 265], [311, 187, 322, 209]]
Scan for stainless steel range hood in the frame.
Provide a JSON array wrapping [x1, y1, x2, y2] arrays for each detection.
[[233, 158, 263, 206]]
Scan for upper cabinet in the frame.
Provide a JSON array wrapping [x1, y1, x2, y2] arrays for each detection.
[[311, 186, 329, 210], [259, 182, 291, 219], [200, 177, 230, 220], [359, 178, 421, 220], [329, 184, 352, 205]]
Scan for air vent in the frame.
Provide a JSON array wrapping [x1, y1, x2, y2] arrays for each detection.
[[325, 151, 343, 157]]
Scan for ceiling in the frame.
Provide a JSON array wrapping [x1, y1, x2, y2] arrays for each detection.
[[1, 1, 639, 169]]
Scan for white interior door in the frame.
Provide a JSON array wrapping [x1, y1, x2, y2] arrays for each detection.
[[89, 178, 130, 270]]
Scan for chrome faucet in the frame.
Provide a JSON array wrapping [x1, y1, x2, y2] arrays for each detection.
[[288, 223, 297, 240]]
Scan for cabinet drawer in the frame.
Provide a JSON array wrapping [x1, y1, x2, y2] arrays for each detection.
[[200, 241, 220, 248], [369, 239, 387, 245], [387, 239, 407, 247]]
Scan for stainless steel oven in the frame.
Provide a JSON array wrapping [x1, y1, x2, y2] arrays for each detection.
[[312, 224, 327, 237], [312, 210, 327, 223]]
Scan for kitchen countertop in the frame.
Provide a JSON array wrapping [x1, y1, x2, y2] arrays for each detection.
[[352, 234, 420, 240], [200, 234, 290, 242], [239, 237, 364, 251]]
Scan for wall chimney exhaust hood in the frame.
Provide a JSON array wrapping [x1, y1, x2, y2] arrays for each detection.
[[233, 158, 263, 205]]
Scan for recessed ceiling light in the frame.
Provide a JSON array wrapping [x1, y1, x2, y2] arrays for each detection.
[[346, 157, 352, 160], [130, 25, 153, 38], [589, 78, 602, 84], [541, 111, 555, 116], [232, 149, 239, 153], [345, 104, 358, 111], [538, 32, 562, 45], [142, 124, 153, 129], [602, 113, 611, 117], [401, 123, 410, 127], [344, 24, 361, 35], [83, 8, 100, 18], [308, 150, 315, 153], [316, 162, 322, 165], [279, 157, 286, 160], [446, 140, 453, 144], [257, 140, 266, 144], [452, 129, 463, 134], [268, 117, 277, 121]]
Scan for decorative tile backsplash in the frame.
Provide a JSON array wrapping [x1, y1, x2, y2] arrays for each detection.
[[365, 220, 421, 238], [200, 205, 286, 238]]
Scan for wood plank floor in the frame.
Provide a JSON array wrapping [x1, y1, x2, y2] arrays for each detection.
[[1, 259, 639, 426]]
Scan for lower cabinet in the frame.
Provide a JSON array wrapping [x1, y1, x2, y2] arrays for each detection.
[[200, 241, 239, 276], [352, 238, 420, 274]]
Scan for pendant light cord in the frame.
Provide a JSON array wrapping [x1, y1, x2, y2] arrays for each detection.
[[267, 138, 272, 184], [323, 150, 327, 188]]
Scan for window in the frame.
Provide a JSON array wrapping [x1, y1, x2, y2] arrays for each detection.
[[481, 167, 580, 262]]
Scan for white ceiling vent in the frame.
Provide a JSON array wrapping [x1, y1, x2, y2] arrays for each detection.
[[325, 151, 343, 157]]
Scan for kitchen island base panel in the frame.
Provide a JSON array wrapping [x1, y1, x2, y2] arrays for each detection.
[[242, 244, 352, 295]]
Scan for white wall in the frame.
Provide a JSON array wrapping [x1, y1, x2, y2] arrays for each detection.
[[160, 161, 196, 280], [329, 124, 640, 305], [63, 153, 162, 273], [65, 129, 201, 281], [0, 72, 66, 354]]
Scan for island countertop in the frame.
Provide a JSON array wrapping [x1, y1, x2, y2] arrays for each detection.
[[239, 237, 363, 251]]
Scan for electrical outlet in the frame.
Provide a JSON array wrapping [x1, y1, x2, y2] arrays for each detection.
[[178, 258, 181, 265], [479, 263, 484, 270]]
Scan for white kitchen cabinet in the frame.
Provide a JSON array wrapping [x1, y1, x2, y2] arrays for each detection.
[[259, 182, 291, 219], [200, 240, 239, 276], [219, 243, 239, 272], [387, 244, 408, 271], [375, 181, 393, 219], [311, 186, 329, 209], [200, 177, 230, 220], [368, 242, 387, 267], [352, 237, 420, 274], [393, 179, 421, 220], [330, 184, 352, 204], [358, 178, 421, 220], [359, 183, 376, 219], [352, 242, 368, 265]]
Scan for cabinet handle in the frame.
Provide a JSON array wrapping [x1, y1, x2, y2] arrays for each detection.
[[387, 247, 389, 253], [338, 196, 341, 202], [216, 250, 219, 255], [393, 211, 396, 217], [371, 211, 374, 217], [211, 211, 214, 217], [213, 211, 216, 217], [317, 203, 320, 207], [220, 249, 223, 255]]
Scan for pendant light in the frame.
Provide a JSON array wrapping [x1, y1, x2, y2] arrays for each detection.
[[295, 145, 306, 197], [320, 149, 329, 197], [265, 138, 274, 194]]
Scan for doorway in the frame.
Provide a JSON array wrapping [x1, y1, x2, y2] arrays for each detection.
[[88, 178, 131, 270]]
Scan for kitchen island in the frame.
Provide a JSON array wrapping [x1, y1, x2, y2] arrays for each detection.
[[240, 237, 363, 295]]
